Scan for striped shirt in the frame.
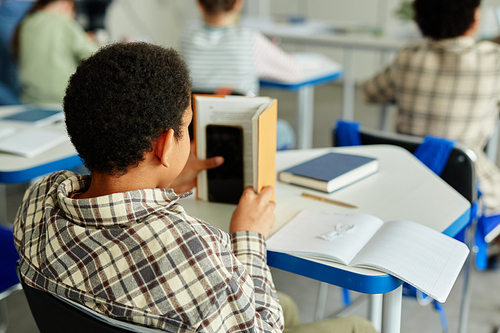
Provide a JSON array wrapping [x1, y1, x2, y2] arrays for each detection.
[[363, 36, 500, 215], [180, 24, 301, 96], [14, 171, 284, 332]]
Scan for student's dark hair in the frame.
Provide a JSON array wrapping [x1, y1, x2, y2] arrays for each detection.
[[12, 0, 75, 60], [198, 0, 237, 15], [64, 42, 192, 175], [413, 0, 481, 40]]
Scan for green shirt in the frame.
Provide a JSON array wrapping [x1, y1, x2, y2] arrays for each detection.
[[19, 11, 98, 104]]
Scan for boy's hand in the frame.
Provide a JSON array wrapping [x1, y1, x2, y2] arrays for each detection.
[[171, 142, 223, 193], [230, 186, 276, 238]]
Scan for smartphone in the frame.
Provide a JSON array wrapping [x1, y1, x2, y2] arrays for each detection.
[[206, 124, 244, 204]]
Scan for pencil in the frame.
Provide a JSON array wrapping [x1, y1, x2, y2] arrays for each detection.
[[301, 192, 357, 209]]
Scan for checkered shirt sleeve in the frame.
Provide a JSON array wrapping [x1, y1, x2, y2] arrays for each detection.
[[14, 171, 284, 332]]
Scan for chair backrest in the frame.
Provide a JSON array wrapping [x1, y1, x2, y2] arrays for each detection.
[[18, 267, 189, 333], [19, 275, 135, 333], [334, 127, 477, 204]]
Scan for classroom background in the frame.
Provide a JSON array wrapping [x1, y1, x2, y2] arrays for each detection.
[[2, 0, 500, 332]]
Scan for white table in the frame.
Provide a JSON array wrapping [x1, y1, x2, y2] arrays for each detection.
[[242, 16, 410, 122], [0, 106, 81, 222], [260, 53, 342, 149], [180, 145, 471, 333]]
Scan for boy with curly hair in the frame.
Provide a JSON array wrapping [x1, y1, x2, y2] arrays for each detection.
[[363, 0, 500, 218], [14, 42, 375, 332]]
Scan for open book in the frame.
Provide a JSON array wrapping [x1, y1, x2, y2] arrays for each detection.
[[194, 95, 277, 203], [267, 210, 469, 303]]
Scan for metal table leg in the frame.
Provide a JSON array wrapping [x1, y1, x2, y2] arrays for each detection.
[[368, 294, 383, 332], [382, 285, 402, 333], [297, 85, 315, 149], [342, 47, 355, 121]]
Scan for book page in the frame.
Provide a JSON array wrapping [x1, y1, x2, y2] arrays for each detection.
[[350, 220, 469, 302], [194, 96, 272, 200], [294, 53, 342, 83], [266, 210, 384, 265]]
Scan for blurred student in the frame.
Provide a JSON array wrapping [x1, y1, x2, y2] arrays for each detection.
[[363, 0, 500, 217], [13, 0, 99, 104], [181, 0, 301, 96]]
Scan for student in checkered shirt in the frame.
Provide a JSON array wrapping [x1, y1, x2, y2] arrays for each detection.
[[13, 43, 375, 332], [363, 0, 500, 218]]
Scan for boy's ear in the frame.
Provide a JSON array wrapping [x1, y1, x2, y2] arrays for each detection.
[[233, 0, 244, 12], [155, 129, 176, 168], [197, 1, 208, 15]]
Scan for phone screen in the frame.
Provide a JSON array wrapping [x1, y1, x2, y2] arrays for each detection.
[[206, 124, 244, 204]]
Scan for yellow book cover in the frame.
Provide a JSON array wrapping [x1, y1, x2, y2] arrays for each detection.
[[256, 99, 277, 201]]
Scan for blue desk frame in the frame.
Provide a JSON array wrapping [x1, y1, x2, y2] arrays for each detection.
[[0, 155, 82, 184]]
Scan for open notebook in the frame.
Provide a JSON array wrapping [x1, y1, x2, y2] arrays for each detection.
[[267, 209, 469, 303], [0, 128, 68, 158]]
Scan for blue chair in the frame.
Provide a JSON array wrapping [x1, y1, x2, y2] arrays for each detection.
[[0, 225, 21, 333], [333, 120, 478, 333]]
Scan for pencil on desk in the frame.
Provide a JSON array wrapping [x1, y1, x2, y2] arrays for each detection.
[[301, 192, 357, 209]]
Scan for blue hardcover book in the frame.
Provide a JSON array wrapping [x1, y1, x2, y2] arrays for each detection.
[[278, 152, 378, 193], [0, 108, 64, 127]]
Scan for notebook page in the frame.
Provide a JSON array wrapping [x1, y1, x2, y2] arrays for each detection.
[[350, 220, 469, 303], [266, 210, 383, 265]]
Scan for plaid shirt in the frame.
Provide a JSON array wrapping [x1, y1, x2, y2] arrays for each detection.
[[363, 36, 500, 215], [14, 171, 284, 332]]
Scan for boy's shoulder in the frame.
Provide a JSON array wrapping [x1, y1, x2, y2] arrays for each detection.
[[399, 37, 500, 53], [183, 22, 257, 39], [23, 170, 81, 201]]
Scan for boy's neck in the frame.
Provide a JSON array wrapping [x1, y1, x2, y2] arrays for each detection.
[[74, 158, 173, 199], [74, 172, 150, 199], [203, 12, 238, 28]]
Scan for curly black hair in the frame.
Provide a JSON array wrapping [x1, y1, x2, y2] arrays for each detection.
[[413, 0, 481, 40], [63, 42, 192, 175], [198, 0, 237, 15]]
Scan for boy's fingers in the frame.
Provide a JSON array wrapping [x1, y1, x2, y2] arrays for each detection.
[[195, 156, 224, 171], [268, 201, 276, 210], [259, 186, 275, 202]]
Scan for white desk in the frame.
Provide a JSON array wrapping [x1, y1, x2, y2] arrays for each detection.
[[260, 53, 342, 149], [242, 17, 410, 121], [180, 145, 471, 333], [0, 106, 81, 222]]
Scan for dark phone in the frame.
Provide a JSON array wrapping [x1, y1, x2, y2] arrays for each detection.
[[206, 124, 244, 204]]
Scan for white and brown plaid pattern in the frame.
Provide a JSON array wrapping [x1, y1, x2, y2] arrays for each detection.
[[363, 36, 500, 215], [14, 171, 284, 332]]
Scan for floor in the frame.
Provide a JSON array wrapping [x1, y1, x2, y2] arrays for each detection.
[[2, 83, 500, 333]]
